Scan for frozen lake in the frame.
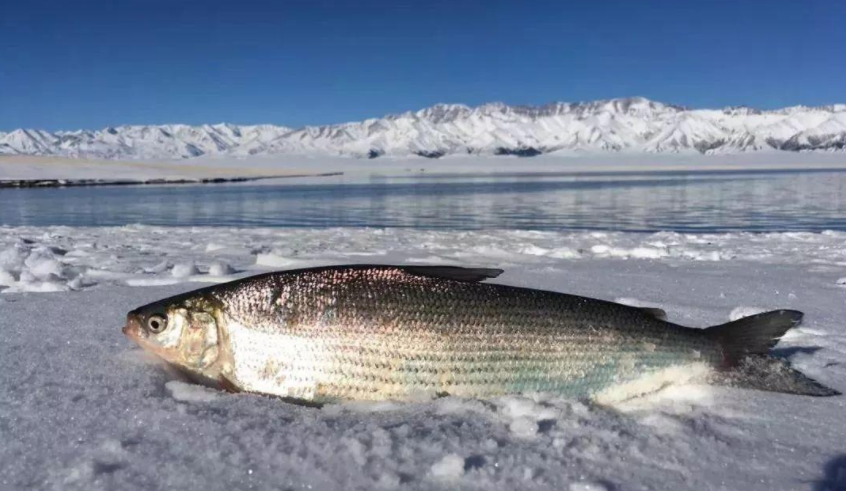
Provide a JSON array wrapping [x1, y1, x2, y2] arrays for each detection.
[[2, 168, 845, 232]]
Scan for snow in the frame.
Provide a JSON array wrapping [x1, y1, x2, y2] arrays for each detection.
[[165, 381, 222, 403], [1, 225, 846, 490], [429, 454, 465, 480], [729, 306, 768, 321], [4, 225, 846, 295], [2, 98, 846, 162]]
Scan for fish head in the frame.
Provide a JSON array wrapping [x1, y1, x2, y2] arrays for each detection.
[[123, 294, 222, 377]]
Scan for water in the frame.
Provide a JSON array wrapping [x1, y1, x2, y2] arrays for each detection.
[[1, 169, 845, 232]]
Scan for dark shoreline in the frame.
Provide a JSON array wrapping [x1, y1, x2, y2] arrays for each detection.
[[0, 172, 343, 189]]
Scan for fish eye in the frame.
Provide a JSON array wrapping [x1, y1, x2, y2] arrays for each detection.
[[146, 314, 168, 333]]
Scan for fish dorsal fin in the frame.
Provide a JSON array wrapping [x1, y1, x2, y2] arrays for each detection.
[[639, 307, 668, 321], [400, 266, 504, 283]]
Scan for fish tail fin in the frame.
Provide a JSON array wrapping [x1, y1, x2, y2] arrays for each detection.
[[705, 310, 840, 397], [706, 309, 803, 364]]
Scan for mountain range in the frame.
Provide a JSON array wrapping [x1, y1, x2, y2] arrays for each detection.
[[2, 97, 845, 160]]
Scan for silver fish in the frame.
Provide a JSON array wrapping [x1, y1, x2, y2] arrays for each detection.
[[123, 265, 838, 403]]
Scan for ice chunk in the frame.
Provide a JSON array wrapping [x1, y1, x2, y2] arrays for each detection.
[[171, 262, 199, 278], [570, 482, 609, 491], [208, 261, 235, 276], [0, 269, 16, 287], [144, 260, 170, 274], [0, 245, 27, 270], [630, 246, 668, 259], [24, 250, 65, 280]]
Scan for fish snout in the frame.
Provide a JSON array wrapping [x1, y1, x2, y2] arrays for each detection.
[[123, 313, 144, 341]]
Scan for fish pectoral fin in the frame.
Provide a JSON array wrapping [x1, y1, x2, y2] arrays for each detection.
[[639, 307, 668, 321], [400, 266, 504, 283]]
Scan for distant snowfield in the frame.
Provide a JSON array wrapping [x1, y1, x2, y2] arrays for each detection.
[[1, 226, 845, 490], [2, 152, 846, 183]]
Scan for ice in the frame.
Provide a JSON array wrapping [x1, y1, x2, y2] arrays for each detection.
[[0, 225, 845, 490]]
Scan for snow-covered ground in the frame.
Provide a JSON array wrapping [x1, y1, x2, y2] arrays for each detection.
[[1, 226, 845, 490]]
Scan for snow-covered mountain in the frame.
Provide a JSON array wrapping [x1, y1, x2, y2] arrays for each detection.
[[0, 124, 293, 160], [2, 97, 846, 160]]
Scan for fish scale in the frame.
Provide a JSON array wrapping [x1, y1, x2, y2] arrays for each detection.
[[204, 266, 720, 401]]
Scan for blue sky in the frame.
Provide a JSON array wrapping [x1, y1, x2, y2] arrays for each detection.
[[1, 0, 844, 131]]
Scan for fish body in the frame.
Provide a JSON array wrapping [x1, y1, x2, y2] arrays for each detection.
[[123, 265, 838, 402]]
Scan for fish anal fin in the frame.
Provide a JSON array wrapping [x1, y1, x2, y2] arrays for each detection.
[[218, 374, 242, 394], [712, 355, 840, 397], [401, 266, 503, 283]]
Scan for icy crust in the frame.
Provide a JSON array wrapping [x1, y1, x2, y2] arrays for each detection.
[[2, 226, 846, 294]]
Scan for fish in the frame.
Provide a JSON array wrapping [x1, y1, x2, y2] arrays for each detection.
[[122, 264, 839, 403]]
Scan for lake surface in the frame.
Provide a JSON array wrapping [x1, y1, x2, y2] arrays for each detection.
[[1, 169, 845, 232]]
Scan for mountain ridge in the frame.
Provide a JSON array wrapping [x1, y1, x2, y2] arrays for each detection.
[[2, 97, 845, 160]]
